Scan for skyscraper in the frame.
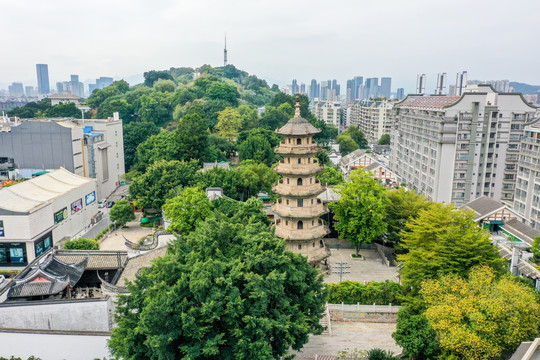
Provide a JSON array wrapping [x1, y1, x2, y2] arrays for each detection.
[[309, 79, 319, 99], [331, 79, 340, 96], [435, 73, 447, 95], [455, 71, 468, 96], [291, 79, 298, 95], [36, 64, 50, 94], [416, 74, 426, 95], [380, 77, 392, 99], [8, 82, 24, 97], [300, 83, 306, 94], [365, 78, 379, 98], [353, 76, 363, 99], [396, 88, 405, 100]]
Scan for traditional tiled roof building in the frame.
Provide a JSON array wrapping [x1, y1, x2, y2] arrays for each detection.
[[273, 97, 331, 265]]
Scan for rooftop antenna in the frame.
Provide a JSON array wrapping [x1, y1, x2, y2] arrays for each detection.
[[224, 33, 228, 66]]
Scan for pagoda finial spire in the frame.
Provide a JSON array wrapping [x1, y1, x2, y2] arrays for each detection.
[[295, 94, 301, 117]]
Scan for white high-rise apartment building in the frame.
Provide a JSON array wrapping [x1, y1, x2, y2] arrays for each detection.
[[455, 71, 468, 96], [416, 74, 426, 95], [348, 99, 394, 142], [435, 73, 447, 95], [310, 99, 341, 127], [390, 85, 537, 206], [514, 122, 540, 230]]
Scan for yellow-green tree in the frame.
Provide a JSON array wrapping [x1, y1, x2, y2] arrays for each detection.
[[215, 107, 241, 142], [398, 203, 504, 294], [421, 266, 540, 360]]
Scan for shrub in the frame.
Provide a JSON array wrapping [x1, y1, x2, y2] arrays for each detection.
[[63, 238, 99, 250], [325, 280, 403, 305], [367, 348, 397, 360]]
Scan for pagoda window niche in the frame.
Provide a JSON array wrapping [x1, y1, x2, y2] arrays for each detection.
[[297, 138, 302, 145], [297, 178, 303, 186], [297, 221, 303, 229], [298, 199, 303, 207]]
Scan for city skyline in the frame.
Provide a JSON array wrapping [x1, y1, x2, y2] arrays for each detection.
[[2, 0, 540, 93]]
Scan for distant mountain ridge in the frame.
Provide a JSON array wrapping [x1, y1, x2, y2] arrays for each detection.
[[510, 82, 540, 94]]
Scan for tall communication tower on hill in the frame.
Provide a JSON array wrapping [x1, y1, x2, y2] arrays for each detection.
[[224, 33, 228, 66]]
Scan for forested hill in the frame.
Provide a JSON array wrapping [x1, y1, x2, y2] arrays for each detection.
[[510, 82, 540, 94]]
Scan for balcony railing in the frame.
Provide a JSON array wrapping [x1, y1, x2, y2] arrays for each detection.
[[273, 203, 328, 219], [275, 225, 330, 241]]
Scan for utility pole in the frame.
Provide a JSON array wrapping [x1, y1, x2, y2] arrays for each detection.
[[332, 261, 350, 282]]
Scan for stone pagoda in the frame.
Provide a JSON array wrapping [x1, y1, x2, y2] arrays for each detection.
[[272, 97, 331, 265]]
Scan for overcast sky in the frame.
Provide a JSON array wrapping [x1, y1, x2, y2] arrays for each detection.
[[2, 0, 540, 94]]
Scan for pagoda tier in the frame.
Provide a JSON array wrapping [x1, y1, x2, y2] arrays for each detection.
[[272, 96, 331, 265]]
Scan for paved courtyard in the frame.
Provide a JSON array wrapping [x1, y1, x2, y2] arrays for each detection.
[[292, 321, 400, 358], [99, 219, 154, 251], [324, 249, 399, 284]]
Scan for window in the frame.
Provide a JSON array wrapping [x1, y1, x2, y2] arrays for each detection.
[[297, 178, 303, 186], [0, 242, 27, 265], [297, 221, 303, 229], [298, 158, 302, 164], [287, 178, 290, 184], [297, 199, 303, 207], [288, 158, 290, 163], [298, 245, 302, 250], [297, 138, 302, 145]]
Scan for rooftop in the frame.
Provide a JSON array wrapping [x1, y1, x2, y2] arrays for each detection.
[[396, 95, 461, 110], [501, 218, 540, 246], [459, 196, 506, 220], [339, 149, 367, 167], [276, 98, 321, 136], [0, 168, 94, 213]]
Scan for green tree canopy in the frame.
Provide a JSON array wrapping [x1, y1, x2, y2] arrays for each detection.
[[421, 266, 540, 359], [378, 134, 391, 145], [63, 238, 99, 250], [175, 111, 210, 164], [329, 168, 388, 255], [385, 188, 431, 249], [43, 102, 82, 118], [237, 128, 282, 166], [259, 106, 290, 130], [215, 107, 241, 142], [7, 98, 51, 118], [133, 130, 178, 173], [109, 216, 327, 359], [531, 236, 540, 259], [336, 134, 359, 156], [317, 165, 344, 186], [109, 200, 136, 227], [123, 121, 160, 171], [137, 92, 174, 126], [163, 187, 212, 235], [398, 203, 505, 295], [341, 126, 368, 149], [392, 308, 440, 360], [87, 80, 129, 109], [143, 70, 174, 87], [129, 159, 200, 210], [235, 160, 280, 201], [237, 104, 259, 130], [206, 82, 239, 106], [153, 79, 177, 93]]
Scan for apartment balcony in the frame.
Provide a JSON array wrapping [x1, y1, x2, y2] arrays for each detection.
[[520, 148, 540, 158], [273, 202, 328, 219], [275, 224, 330, 241], [274, 161, 324, 176], [275, 143, 321, 155], [273, 181, 324, 197]]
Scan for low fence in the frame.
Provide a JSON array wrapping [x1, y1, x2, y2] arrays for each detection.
[[375, 243, 395, 267], [327, 303, 400, 323]]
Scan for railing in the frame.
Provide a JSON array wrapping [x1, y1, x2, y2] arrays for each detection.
[[124, 229, 167, 251], [97, 271, 129, 295]]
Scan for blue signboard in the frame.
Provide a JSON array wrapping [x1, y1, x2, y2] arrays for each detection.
[[86, 191, 96, 205]]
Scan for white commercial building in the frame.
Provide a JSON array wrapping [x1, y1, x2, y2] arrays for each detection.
[[0, 168, 98, 269], [309, 99, 341, 127], [514, 122, 540, 231], [347, 99, 394, 143], [0, 115, 125, 200], [389, 85, 538, 206]]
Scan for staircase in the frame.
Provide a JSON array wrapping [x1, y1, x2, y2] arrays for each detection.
[[320, 305, 332, 335]]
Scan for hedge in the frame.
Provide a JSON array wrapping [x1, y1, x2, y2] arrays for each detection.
[[325, 280, 403, 305]]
